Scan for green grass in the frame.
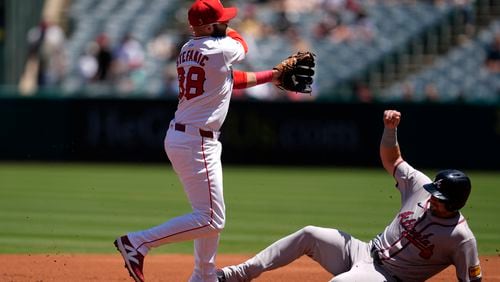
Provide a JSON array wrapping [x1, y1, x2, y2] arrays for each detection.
[[0, 162, 498, 255]]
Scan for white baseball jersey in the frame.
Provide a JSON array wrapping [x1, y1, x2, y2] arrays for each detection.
[[371, 161, 482, 281], [127, 34, 246, 282], [174, 35, 245, 131]]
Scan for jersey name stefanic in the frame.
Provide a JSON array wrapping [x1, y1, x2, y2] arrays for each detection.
[[177, 50, 209, 67]]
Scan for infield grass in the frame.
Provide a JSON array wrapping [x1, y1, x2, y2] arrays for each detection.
[[0, 162, 498, 255]]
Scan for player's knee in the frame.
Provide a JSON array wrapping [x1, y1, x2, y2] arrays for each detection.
[[207, 222, 224, 236], [212, 209, 226, 231], [292, 226, 322, 254], [211, 215, 225, 233], [194, 210, 225, 233], [300, 225, 322, 240], [302, 225, 321, 234], [195, 209, 213, 221], [213, 224, 224, 233]]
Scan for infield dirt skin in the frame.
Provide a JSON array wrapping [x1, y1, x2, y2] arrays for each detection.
[[1, 254, 498, 281]]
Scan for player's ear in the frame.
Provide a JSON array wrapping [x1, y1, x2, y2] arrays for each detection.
[[191, 24, 213, 36]]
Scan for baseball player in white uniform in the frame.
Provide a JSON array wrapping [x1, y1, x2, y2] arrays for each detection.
[[114, 1, 281, 282], [217, 109, 482, 282]]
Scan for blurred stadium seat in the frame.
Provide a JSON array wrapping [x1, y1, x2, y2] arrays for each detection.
[[379, 20, 499, 104], [2, 0, 498, 104]]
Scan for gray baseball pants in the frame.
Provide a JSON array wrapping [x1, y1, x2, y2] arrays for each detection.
[[221, 225, 396, 282]]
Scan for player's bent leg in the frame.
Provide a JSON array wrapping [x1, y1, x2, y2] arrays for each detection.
[[127, 210, 222, 256], [167, 134, 226, 232], [221, 226, 355, 281], [293, 226, 357, 275], [163, 131, 226, 281]]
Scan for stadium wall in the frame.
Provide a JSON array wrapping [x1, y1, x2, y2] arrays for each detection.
[[1, 97, 498, 170]]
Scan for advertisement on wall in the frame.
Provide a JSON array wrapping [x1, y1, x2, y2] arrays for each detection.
[[0, 98, 499, 169]]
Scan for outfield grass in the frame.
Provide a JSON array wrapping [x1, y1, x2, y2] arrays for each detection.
[[0, 162, 498, 255]]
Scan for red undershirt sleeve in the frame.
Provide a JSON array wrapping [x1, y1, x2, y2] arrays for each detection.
[[233, 70, 248, 89]]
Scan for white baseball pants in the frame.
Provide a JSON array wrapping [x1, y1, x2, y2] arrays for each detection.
[[128, 126, 225, 282]]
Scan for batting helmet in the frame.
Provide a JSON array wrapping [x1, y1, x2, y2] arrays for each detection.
[[423, 169, 472, 212]]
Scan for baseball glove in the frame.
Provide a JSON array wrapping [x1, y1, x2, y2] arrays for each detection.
[[273, 51, 316, 93]]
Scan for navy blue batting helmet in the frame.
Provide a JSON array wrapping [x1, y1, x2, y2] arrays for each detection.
[[423, 169, 472, 212]]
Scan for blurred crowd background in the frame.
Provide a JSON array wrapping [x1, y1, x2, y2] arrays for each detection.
[[0, 0, 499, 103]]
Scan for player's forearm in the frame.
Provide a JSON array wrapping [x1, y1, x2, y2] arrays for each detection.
[[380, 127, 403, 175], [233, 70, 277, 89]]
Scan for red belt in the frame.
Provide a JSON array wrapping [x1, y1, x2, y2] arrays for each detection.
[[174, 123, 215, 139]]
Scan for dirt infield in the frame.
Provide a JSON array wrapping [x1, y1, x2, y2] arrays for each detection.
[[1, 254, 498, 281]]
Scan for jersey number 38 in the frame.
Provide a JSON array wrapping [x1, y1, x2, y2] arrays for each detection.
[[177, 66, 206, 100]]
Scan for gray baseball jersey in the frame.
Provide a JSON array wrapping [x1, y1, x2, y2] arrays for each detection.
[[371, 161, 481, 281], [221, 161, 482, 282]]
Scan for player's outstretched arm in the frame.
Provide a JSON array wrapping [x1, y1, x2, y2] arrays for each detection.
[[232, 70, 279, 89], [380, 110, 404, 176]]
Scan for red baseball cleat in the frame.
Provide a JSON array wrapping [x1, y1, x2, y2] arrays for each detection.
[[114, 235, 145, 282]]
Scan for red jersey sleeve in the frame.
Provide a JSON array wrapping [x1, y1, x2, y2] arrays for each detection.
[[227, 29, 248, 53]]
